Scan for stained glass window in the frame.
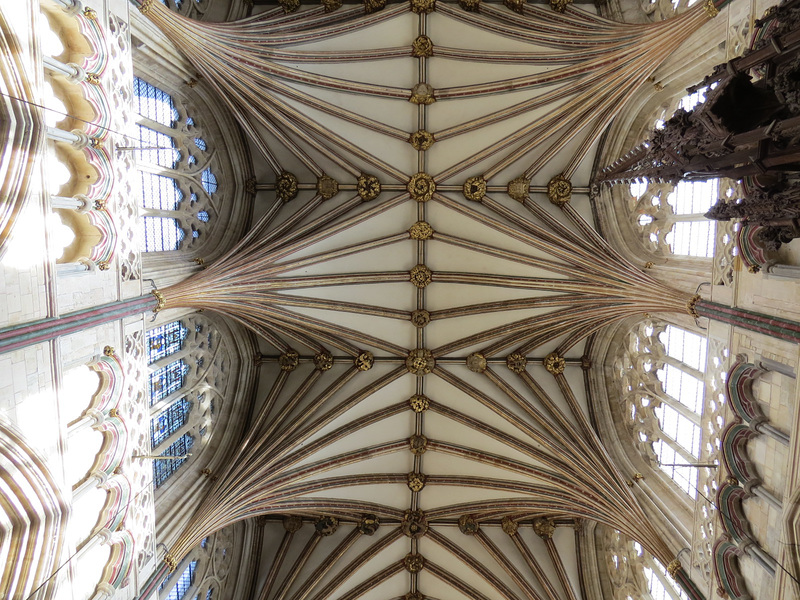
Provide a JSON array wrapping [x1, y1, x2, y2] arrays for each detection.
[[151, 398, 191, 448], [134, 77, 217, 253], [146, 320, 188, 364], [165, 560, 197, 600], [154, 433, 194, 488], [140, 217, 185, 252], [134, 77, 178, 126], [149, 359, 188, 406]]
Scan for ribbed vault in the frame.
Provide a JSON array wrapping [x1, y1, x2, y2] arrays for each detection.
[[131, 0, 731, 598]]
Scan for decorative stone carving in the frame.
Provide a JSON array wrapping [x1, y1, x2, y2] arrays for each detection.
[[409, 83, 436, 105], [506, 352, 527, 374], [409, 128, 435, 149], [357, 173, 381, 201], [407, 348, 435, 375], [314, 351, 334, 371], [410, 309, 431, 327], [501, 516, 518, 536], [543, 352, 565, 375], [549, 0, 571, 12], [403, 553, 425, 572], [317, 175, 339, 200], [547, 174, 572, 206], [279, 0, 300, 13], [507, 176, 530, 202], [364, 0, 387, 12], [138, 0, 155, 15], [358, 514, 380, 535], [405, 593, 425, 600], [533, 517, 555, 539], [355, 351, 374, 371], [314, 515, 339, 536], [321, 0, 342, 11], [409, 221, 434, 240], [409, 434, 428, 454], [152, 289, 166, 313], [279, 350, 300, 372], [409, 394, 430, 412], [410, 264, 432, 288], [504, 0, 525, 13], [466, 352, 487, 373], [284, 515, 303, 532], [411, 0, 435, 13], [163, 552, 177, 572], [458, 514, 479, 535], [408, 173, 436, 202], [407, 472, 427, 492], [459, 0, 480, 10], [411, 37, 434, 60], [463, 176, 487, 202], [277, 172, 299, 203], [402, 509, 429, 538], [666, 559, 682, 578]]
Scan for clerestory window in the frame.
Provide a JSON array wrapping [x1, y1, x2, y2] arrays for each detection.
[[146, 316, 227, 491], [616, 321, 715, 498], [133, 77, 218, 254], [629, 87, 724, 260]]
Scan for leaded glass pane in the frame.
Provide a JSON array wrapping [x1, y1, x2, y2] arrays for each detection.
[[149, 359, 188, 406], [139, 172, 183, 211], [644, 562, 690, 600], [201, 169, 218, 194], [140, 216, 185, 252], [661, 325, 707, 372], [153, 433, 194, 488], [136, 124, 180, 168], [658, 365, 704, 415], [133, 77, 178, 126], [652, 439, 697, 498], [165, 560, 197, 600], [667, 220, 715, 257], [151, 397, 191, 449], [146, 321, 188, 364], [667, 180, 718, 215], [655, 404, 701, 458]]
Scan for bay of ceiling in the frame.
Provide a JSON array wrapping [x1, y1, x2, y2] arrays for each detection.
[[136, 1, 720, 598]]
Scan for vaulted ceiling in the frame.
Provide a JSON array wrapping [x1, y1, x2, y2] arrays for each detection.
[[137, 0, 720, 598]]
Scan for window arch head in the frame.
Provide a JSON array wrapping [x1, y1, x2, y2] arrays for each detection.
[[600, 78, 740, 286], [157, 524, 241, 600], [147, 314, 227, 491], [134, 77, 222, 255], [613, 319, 711, 498], [131, 38, 254, 272]]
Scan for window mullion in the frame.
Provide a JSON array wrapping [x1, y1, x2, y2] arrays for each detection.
[[659, 432, 697, 464], [645, 556, 685, 600], [150, 347, 193, 371], [153, 422, 193, 453], [661, 355, 704, 382], [660, 395, 701, 426]]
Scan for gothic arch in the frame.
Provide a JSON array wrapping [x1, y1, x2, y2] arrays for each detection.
[[148, 310, 258, 549], [591, 316, 694, 552], [131, 13, 254, 286], [0, 419, 70, 600]]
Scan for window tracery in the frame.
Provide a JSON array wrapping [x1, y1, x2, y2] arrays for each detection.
[[133, 76, 219, 254], [146, 315, 229, 491], [624, 88, 739, 285], [602, 528, 690, 600], [614, 320, 724, 498], [612, 318, 732, 595], [158, 527, 237, 600]]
